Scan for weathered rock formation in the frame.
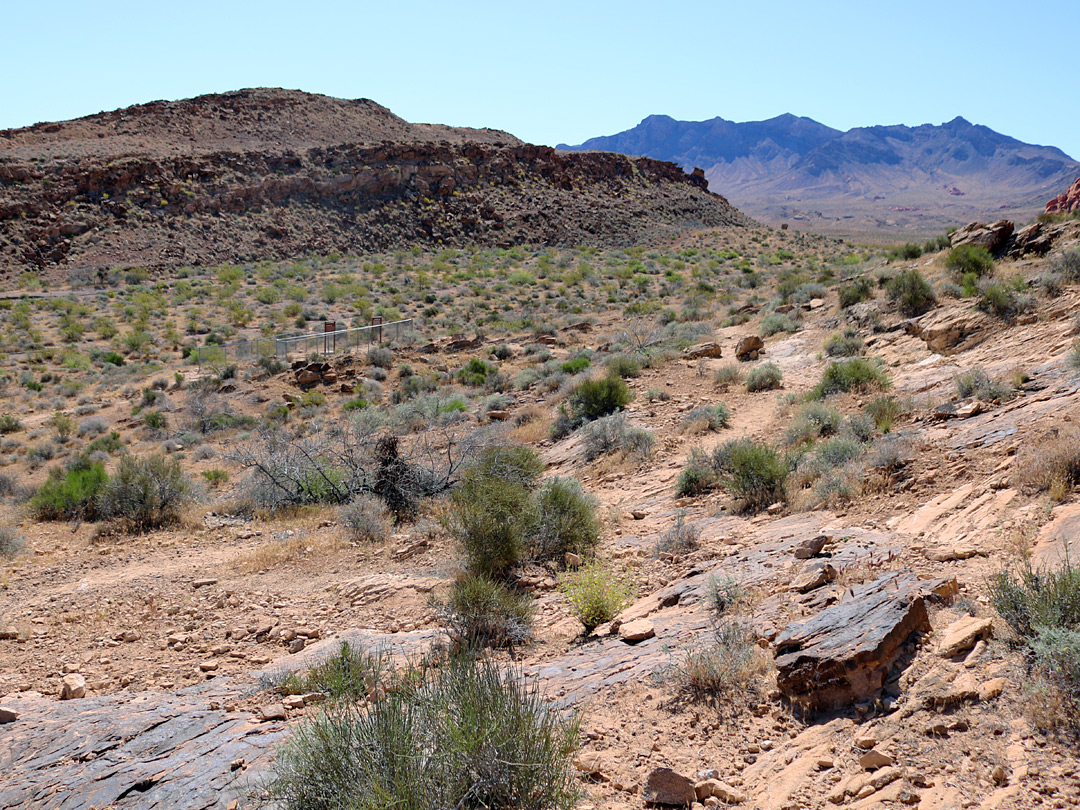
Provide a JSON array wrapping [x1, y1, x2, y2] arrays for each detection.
[[1046, 174, 1080, 215]]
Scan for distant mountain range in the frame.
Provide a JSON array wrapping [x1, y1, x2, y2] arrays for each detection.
[[559, 115, 1080, 239]]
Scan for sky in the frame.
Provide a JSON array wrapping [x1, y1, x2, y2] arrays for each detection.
[[2, 0, 1078, 159]]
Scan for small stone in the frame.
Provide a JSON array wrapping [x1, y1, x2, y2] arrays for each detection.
[[0, 706, 18, 723], [283, 695, 306, 709], [854, 735, 876, 749], [192, 578, 218, 589], [198, 661, 219, 672], [0, 626, 18, 640], [288, 637, 306, 653], [573, 750, 615, 780], [859, 750, 893, 770], [817, 757, 835, 769], [618, 619, 655, 643], [60, 673, 86, 700], [696, 779, 746, 804], [643, 767, 696, 806], [978, 677, 1008, 702], [793, 534, 828, 559], [991, 765, 1008, 785], [856, 784, 876, 798], [630, 510, 647, 520], [114, 630, 141, 643], [250, 654, 272, 665], [258, 703, 288, 722]]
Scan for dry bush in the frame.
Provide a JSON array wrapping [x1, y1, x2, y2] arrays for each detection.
[[1018, 428, 1080, 501]]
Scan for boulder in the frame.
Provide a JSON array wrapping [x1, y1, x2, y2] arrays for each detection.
[[790, 561, 837, 593], [735, 335, 764, 361], [684, 342, 723, 360], [643, 767, 696, 806], [793, 534, 828, 559], [1009, 222, 1053, 256], [0, 706, 17, 723], [774, 571, 939, 711], [937, 615, 993, 658], [60, 674, 86, 700], [618, 619, 655, 643], [907, 308, 990, 354], [949, 220, 1014, 254]]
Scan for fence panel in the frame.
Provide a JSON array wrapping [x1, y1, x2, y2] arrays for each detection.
[[191, 319, 414, 369]]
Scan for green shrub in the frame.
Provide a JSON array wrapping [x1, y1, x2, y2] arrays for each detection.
[[745, 362, 783, 392], [811, 358, 890, 399], [865, 396, 903, 433], [457, 358, 496, 387], [976, 281, 1024, 318], [605, 354, 642, 379], [442, 448, 543, 579], [0, 414, 22, 434], [97, 454, 194, 532], [445, 573, 534, 648], [266, 655, 580, 810], [561, 559, 632, 632], [367, 346, 393, 368], [277, 641, 389, 703], [566, 376, 632, 422], [101, 351, 126, 367], [838, 278, 874, 308], [87, 431, 124, 455], [143, 410, 167, 432], [946, 244, 995, 278], [723, 441, 788, 512], [531, 477, 600, 561], [559, 356, 590, 375], [886, 268, 937, 316], [824, 328, 863, 357], [675, 458, 715, 497], [1050, 248, 1080, 282], [343, 397, 370, 411], [31, 459, 108, 521], [198, 470, 227, 490]]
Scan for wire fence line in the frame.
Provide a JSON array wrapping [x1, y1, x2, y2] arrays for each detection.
[[190, 318, 415, 369]]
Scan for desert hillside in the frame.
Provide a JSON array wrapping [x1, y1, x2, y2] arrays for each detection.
[[2, 210, 1080, 809], [0, 89, 750, 277]]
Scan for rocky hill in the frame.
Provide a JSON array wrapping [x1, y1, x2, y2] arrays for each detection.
[[0, 89, 750, 277], [560, 114, 1080, 239], [1046, 174, 1080, 215]]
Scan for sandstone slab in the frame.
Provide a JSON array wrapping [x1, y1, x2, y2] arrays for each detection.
[[643, 767, 696, 806]]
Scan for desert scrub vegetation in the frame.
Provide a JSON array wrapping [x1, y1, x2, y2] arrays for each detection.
[[713, 364, 744, 390], [266, 653, 580, 810], [668, 619, 766, 703], [823, 327, 864, 357], [679, 404, 731, 435], [444, 573, 534, 648], [30, 457, 108, 521], [339, 493, 393, 543], [0, 526, 25, 559], [676, 438, 788, 512], [580, 413, 655, 461], [551, 374, 632, 438], [946, 244, 995, 279], [989, 557, 1080, 730], [954, 366, 1015, 402], [745, 362, 783, 392], [759, 312, 801, 337], [560, 558, 632, 632], [276, 641, 389, 703], [838, 277, 874, 308], [1017, 428, 1080, 502], [810, 357, 889, 399], [886, 268, 937, 316], [656, 511, 700, 555], [441, 446, 599, 579], [96, 454, 195, 532]]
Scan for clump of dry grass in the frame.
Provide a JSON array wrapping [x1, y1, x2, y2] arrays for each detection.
[[1018, 428, 1080, 502]]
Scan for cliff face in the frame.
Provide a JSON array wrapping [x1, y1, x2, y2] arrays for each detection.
[[0, 141, 747, 275], [0, 90, 750, 277]]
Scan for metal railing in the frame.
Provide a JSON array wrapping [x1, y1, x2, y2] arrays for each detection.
[[191, 318, 415, 369]]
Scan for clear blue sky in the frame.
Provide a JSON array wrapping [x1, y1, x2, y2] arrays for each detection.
[[3, 0, 1077, 159]]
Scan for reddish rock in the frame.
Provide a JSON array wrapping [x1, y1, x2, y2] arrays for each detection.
[[735, 335, 764, 361], [1046, 175, 1080, 215], [643, 767, 696, 806], [684, 341, 723, 360]]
